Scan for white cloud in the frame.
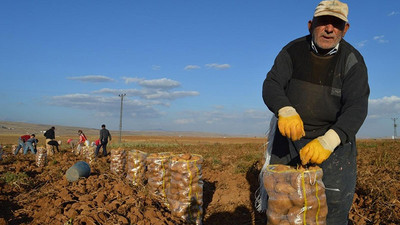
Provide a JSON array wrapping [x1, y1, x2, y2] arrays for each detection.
[[139, 78, 180, 89], [368, 96, 400, 119], [357, 40, 368, 48], [49, 93, 165, 118], [93, 88, 138, 96], [67, 75, 114, 83], [144, 90, 199, 100], [184, 65, 201, 70], [122, 77, 180, 90], [152, 65, 161, 70], [205, 63, 231, 70], [122, 77, 143, 84], [373, 35, 388, 43], [388, 11, 399, 16]]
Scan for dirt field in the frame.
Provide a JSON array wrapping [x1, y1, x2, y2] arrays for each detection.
[[0, 135, 399, 225]]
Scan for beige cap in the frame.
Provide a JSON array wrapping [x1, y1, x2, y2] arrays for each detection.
[[314, 0, 348, 22]]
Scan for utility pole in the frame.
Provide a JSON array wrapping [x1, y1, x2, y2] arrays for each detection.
[[119, 93, 126, 143], [392, 118, 398, 140]]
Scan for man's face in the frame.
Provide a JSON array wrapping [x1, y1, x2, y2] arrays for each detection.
[[308, 15, 349, 49]]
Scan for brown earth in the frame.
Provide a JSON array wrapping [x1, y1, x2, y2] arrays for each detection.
[[0, 135, 399, 225]]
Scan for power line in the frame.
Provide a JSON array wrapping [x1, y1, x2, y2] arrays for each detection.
[[118, 94, 126, 143]]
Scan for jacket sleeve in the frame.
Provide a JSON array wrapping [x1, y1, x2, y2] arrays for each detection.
[[262, 49, 293, 116], [331, 55, 369, 143]]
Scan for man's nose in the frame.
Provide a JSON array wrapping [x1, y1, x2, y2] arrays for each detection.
[[324, 24, 334, 33]]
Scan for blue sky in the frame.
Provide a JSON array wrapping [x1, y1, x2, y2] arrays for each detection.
[[1, 0, 399, 138]]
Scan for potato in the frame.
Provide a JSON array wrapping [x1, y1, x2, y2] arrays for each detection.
[[287, 206, 303, 225], [318, 204, 328, 218], [280, 220, 291, 225], [268, 194, 292, 214], [289, 190, 305, 207], [272, 172, 288, 183], [263, 174, 276, 193], [179, 153, 191, 160], [290, 173, 301, 189], [305, 206, 318, 222], [272, 164, 291, 172], [275, 182, 296, 194], [266, 209, 283, 225]]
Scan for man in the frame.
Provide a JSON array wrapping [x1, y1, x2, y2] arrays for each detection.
[[95, 124, 112, 157], [14, 134, 32, 155], [44, 126, 59, 154], [262, 0, 369, 224], [24, 134, 38, 154]]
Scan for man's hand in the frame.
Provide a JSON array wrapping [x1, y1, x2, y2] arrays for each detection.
[[300, 129, 341, 165], [278, 106, 305, 141]]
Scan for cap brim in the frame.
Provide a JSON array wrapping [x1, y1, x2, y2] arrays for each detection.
[[314, 12, 348, 22]]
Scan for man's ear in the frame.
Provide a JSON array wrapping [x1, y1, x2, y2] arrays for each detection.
[[308, 20, 313, 33], [342, 23, 350, 37]]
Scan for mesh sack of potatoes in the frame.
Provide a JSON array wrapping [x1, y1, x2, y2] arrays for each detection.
[[146, 152, 173, 205], [263, 164, 327, 225], [167, 153, 204, 225], [81, 146, 96, 164], [110, 148, 127, 175], [36, 147, 47, 167], [126, 149, 148, 187], [74, 145, 82, 156], [46, 144, 54, 156]]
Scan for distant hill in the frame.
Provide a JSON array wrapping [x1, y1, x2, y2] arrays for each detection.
[[0, 121, 233, 137]]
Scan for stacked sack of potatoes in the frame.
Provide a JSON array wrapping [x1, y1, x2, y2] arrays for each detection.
[[146, 152, 173, 206], [126, 149, 148, 187], [110, 148, 127, 175], [263, 164, 328, 225], [81, 146, 96, 164], [36, 147, 47, 167], [167, 153, 203, 225]]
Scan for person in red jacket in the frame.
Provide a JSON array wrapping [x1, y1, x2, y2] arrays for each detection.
[[77, 130, 88, 146], [14, 134, 33, 155], [24, 134, 38, 154], [75, 130, 88, 155]]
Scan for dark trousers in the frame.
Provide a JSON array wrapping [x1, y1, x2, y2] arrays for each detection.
[[95, 141, 108, 156], [270, 129, 357, 225]]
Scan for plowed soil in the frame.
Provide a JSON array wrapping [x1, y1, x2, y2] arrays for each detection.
[[0, 136, 399, 225]]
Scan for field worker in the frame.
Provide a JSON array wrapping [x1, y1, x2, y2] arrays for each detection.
[[14, 134, 31, 155], [24, 134, 38, 155], [44, 126, 57, 153], [67, 138, 78, 151], [261, 0, 369, 224], [95, 124, 111, 157], [75, 130, 89, 155], [77, 130, 88, 146], [91, 139, 100, 147]]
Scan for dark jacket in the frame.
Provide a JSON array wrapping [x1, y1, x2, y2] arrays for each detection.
[[44, 128, 55, 139], [263, 35, 369, 143], [100, 128, 111, 143]]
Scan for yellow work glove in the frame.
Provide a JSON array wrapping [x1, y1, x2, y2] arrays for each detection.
[[278, 106, 305, 141], [300, 129, 341, 165]]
